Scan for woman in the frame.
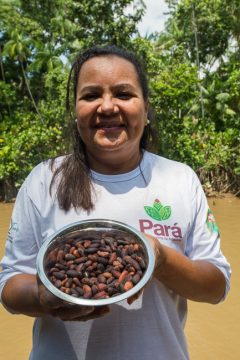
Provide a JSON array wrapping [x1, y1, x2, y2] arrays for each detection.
[[0, 45, 231, 360]]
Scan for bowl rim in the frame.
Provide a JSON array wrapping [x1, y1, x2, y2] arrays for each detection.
[[37, 219, 155, 306]]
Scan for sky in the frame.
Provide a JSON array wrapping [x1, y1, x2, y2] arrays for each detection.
[[135, 0, 170, 36]]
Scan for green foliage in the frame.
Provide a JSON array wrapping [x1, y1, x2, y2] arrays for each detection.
[[147, 0, 240, 193], [0, 0, 239, 198], [165, 0, 237, 64], [0, 113, 65, 187], [0, 0, 145, 198]]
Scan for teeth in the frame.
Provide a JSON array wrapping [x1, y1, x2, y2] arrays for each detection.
[[98, 124, 122, 128]]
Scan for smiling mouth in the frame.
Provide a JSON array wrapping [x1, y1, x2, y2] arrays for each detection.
[[95, 123, 125, 129]]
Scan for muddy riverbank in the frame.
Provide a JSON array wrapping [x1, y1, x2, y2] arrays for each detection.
[[0, 196, 239, 359]]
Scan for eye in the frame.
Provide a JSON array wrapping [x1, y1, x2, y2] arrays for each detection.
[[80, 93, 99, 101], [116, 92, 133, 100]]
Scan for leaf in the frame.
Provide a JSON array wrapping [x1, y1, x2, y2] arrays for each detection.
[[189, 103, 200, 113], [225, 108, 236, 116], [159, 206, 171, 220], [216, 93, 230, 103], [153, 201, 162, 211], [144, 206, 162, 221], [199, 85, 209, 96], [10, 43, 16, 58]]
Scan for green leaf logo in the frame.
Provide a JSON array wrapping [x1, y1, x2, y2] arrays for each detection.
[[159, 206, 171, 220], [144, 199, 172, 221], [144, 206, 162, 220], [206, 209, 219, 233], [153, 201, 163, 211]]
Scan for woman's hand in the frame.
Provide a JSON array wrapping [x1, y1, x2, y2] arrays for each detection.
[[49, 304, 110, 321], [144, 233, 167, 271], [2, 274, 110, 321], [37, 275, 110, 321], [127, 234, 165, 305], [143, 233, 226, 304]]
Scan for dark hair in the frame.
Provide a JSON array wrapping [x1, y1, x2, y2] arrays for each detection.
[[67, 45, 149, 106], [50, 45, 157, 212]]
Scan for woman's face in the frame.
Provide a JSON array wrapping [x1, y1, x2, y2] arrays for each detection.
[[75, 55, 148, 173]]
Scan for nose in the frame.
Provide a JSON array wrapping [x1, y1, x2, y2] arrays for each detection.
[[97, 95, 118, 114]]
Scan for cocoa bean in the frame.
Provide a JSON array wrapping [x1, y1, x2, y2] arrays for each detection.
[[96, 285, 107, 293], [102, 272, 112, 279], [72, 249, 80, 258], [106, 276, 115, 285], [56, 249, 64, 262], [123, 281, 134, 292], [54, 279, 62, 288], [83, 292, 92, 299], [74, 256, 88, 264], [83, 240, 91, 248], [88, 254, 98, 262], [91, 284, 98, 295], [65, 279, 72, 288], [47, 229, 148, 301], [83, 284, 92, 294], [75, 287, 84, 296], [69, 246, 76, 254], [52, 271, 66, 280], [97, 274, 107, 283], [66, 269, 80, 278], [55, 263, 67, 271], [84, 247, 99, 254], [73, 277, 81, 286], [97, 251, 109, 258], [93, 291, 109, 299], [109, 252, 117, 264], [132, 273, 141, 284], [124, 256, 141, 271], [70, 288, 79, 296], [111, 269, 121, 278], [97, 257, 108, 265], [118, 270, 129, 283], [65, 253, 76, 261]]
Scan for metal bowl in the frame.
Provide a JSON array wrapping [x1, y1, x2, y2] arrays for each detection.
[[37, 219, 155, 306]]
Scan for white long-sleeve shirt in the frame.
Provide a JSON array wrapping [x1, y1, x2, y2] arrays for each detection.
[[0, 151, 231, 360]]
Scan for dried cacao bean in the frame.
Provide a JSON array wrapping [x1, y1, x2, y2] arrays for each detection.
[[47, 230, 148, 300]]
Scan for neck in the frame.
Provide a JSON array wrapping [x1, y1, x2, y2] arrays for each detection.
[[87, 150, 143, 175]]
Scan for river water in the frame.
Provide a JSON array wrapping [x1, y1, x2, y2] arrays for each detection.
[[0, 197, 239, 359]]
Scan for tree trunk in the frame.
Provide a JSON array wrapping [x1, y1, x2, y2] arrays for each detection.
[[19, 59, 43, 123], [0, 178, 17, 202]]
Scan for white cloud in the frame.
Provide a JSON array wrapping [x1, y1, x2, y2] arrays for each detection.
[[138, 0, 169, 35]]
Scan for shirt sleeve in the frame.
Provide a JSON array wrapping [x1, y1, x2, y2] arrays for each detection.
[[0, 176, 42, 302], [185, 171, 231, 301]]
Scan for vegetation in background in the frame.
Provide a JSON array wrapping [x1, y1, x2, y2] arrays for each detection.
[[0, 0, 239, 200], [152, 0, 240, 194]]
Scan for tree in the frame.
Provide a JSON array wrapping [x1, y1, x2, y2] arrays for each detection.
[[0, 0, 146, 200], [3, 30, 43, 121], [150, 0, 240, 193], [165, 0, 231, 64]]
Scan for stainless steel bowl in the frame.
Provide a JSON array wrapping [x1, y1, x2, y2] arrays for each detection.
[[37, 219, 155, 306]]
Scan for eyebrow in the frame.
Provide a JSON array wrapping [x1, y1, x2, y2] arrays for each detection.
[[114, 83, 136, 91], [78, 83, 136, 93]]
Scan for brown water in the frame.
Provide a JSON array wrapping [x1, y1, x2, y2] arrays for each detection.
[[0, 197, 239, 359], [0, 202, 33, 360]]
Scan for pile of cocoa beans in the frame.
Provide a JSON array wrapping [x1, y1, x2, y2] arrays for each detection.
[[46, 230, 147, 300]]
